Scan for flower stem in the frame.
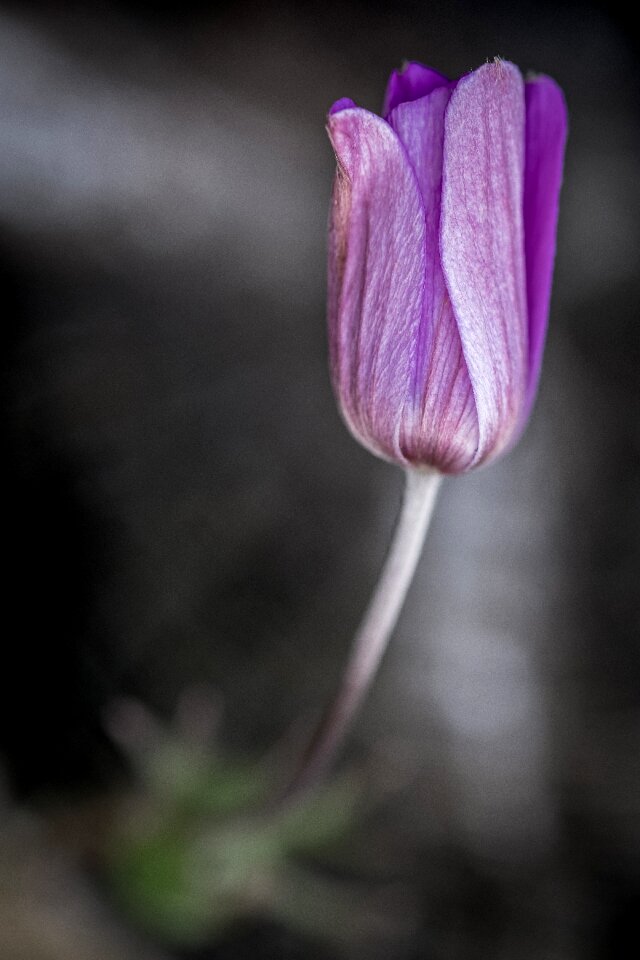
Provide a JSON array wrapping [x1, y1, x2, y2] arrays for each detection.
[[283, 468, 442, 802]]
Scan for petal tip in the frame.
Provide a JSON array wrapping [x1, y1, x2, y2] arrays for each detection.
[[328, 97, 357, 117], [466, 57, 522, 86], [525, 73, 568, 129], [383, 61, 450, 116]]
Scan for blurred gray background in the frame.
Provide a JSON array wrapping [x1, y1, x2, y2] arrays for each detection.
[[1, 2, 639, 958]]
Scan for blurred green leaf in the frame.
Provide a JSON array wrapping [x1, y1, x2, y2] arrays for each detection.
[[112, 833, 220, 944], [274, 776, 360, 854], [106, 698, 363, 947]]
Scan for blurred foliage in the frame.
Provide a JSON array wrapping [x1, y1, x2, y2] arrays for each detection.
[[103, 688, 399, 951], [0, 687, 417, 960]]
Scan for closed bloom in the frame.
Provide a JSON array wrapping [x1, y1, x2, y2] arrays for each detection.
[[327, 59, 567, 473]]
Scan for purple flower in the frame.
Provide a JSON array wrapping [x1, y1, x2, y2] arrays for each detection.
[[327, 59, 567, 473]]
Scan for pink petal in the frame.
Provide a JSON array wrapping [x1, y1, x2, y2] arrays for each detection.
[[383, 62, 450, 117], [440, 60, 528, 466], [327, 107, 427, 463], [523, 76, 568, 418], [389, 87, 479, 472]]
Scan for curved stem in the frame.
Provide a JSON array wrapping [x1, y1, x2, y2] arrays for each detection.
[[283, 468, 442, 803]]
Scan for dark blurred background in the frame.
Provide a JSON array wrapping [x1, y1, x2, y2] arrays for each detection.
[[1, 2, 639, 958]]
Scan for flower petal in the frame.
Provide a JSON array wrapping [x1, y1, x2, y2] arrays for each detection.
[[327, 107, 426, 463], [383, 62, 450, 117], [523, 76, 568, 418], [440, 60, 528, 466], [389, 88, 479, 472], [329, 97, 356, 115]]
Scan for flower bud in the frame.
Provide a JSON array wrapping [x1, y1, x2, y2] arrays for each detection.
[[327, 59, 567, 473]]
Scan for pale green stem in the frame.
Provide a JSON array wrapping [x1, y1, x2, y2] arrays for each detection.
[[283, 468, 442, 802]]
